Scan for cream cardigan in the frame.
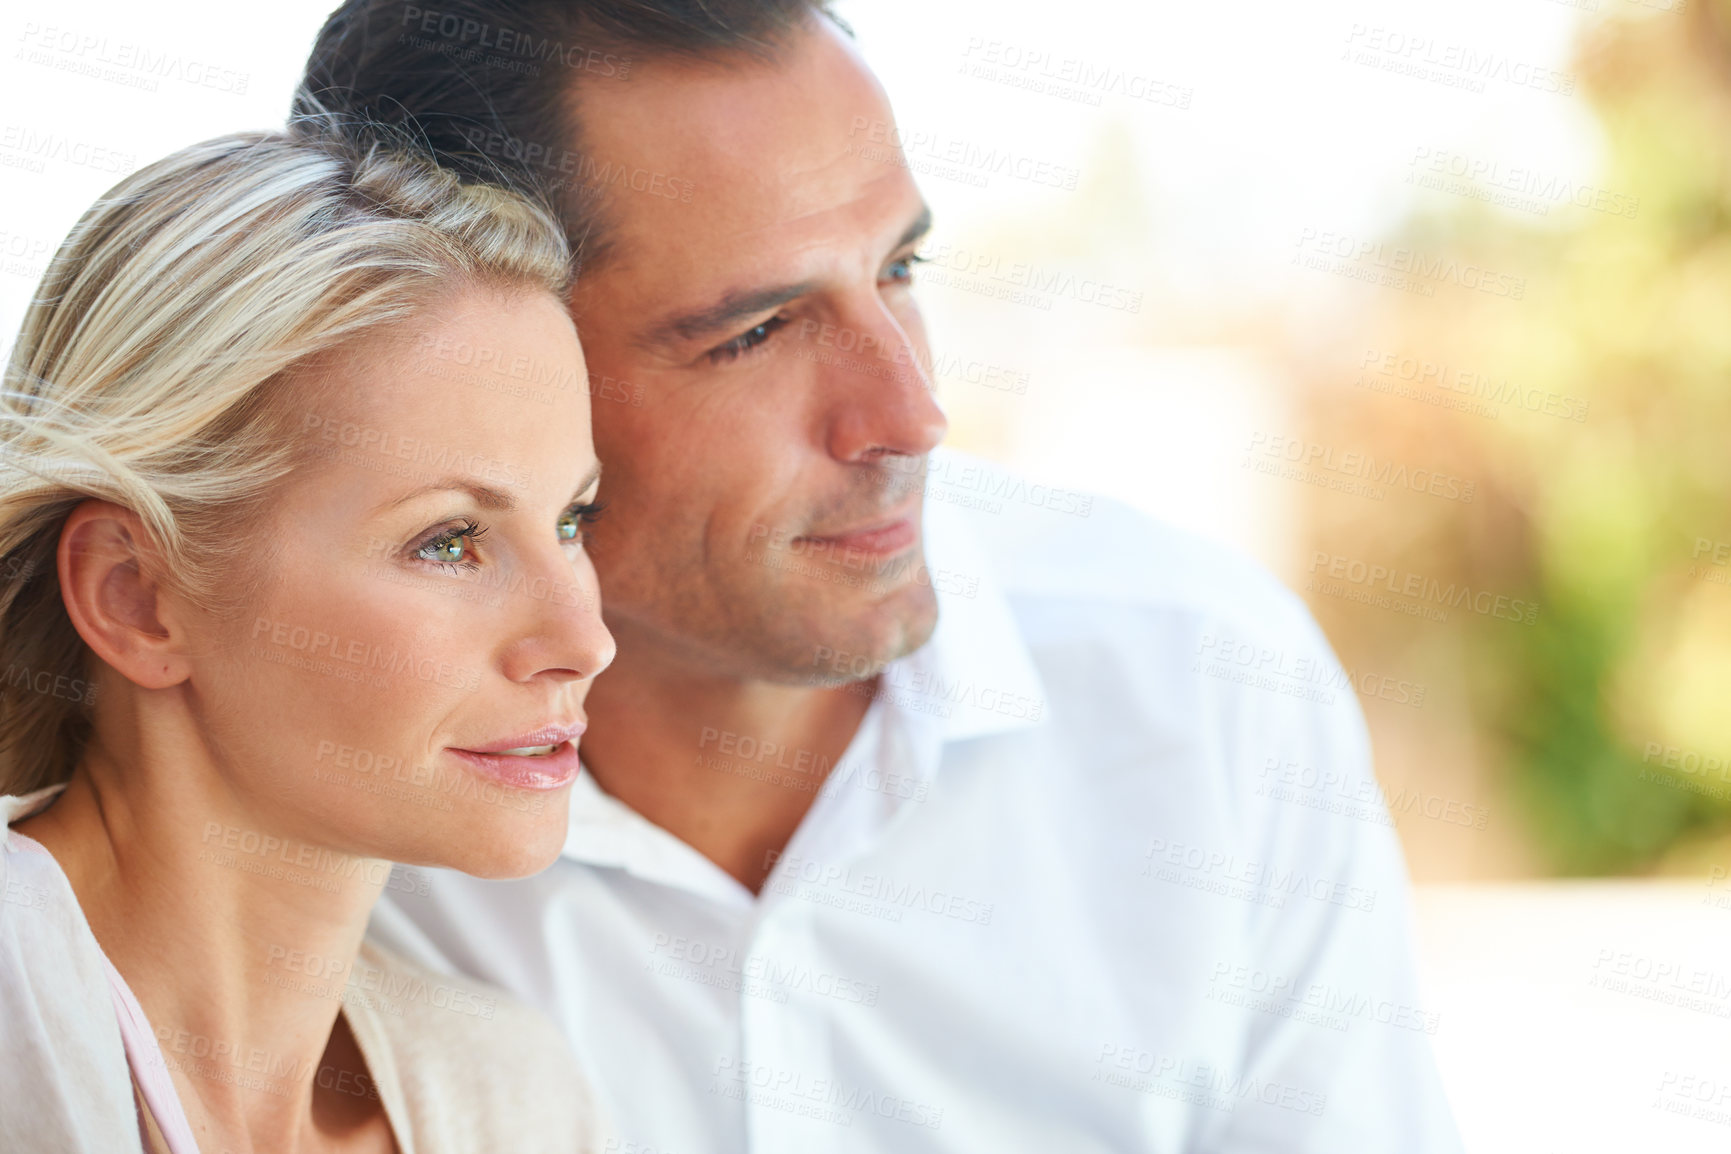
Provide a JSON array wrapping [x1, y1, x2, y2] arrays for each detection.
[[0, 787, 601, 1153], [345, 936, 602, 1153]]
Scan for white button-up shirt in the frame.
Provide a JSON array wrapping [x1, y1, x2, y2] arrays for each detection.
[[371, 454, 1462, 1153]]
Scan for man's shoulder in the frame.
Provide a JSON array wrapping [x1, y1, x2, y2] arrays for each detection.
[[928, 454, 1322, 654]]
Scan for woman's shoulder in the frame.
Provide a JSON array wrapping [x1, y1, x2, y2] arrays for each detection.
[[1, 792, 145, 1153], [344, 936, 601, 1154], [2, 789, 115, 1003], [1, 789, 102, 987]]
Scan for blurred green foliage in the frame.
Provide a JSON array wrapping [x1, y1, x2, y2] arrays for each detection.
[[1390, 3, 1731, 872]]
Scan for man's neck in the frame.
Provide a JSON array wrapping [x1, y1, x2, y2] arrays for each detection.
[[579, 629, 877, 893]]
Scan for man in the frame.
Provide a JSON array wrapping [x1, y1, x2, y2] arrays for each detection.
[[296, 3, 1462, 1150]]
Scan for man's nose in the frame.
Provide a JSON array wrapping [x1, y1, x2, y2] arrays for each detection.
[[811, 306, 948, 465]]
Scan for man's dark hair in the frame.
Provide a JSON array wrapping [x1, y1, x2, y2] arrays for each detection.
[[294, 0, 838, 268]]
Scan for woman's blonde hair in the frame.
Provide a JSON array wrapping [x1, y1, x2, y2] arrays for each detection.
[[0, 122, 571, 796]]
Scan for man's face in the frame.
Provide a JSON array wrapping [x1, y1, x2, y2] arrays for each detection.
[[568, 18, 946, 686]]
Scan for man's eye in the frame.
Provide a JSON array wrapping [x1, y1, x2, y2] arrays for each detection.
[[709, 315, 789, 364], [884, 253, 930, 285]]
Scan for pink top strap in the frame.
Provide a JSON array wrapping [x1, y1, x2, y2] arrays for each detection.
[[96, 946, 203, 1154], [7, 827, 203, 1154]]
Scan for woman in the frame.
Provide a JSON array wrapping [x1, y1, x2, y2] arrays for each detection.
[[0, 123, 615, 1151]]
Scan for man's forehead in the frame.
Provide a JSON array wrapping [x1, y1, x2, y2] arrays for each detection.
[[566, 20, 923, 333], [573, 21, 900, 236]]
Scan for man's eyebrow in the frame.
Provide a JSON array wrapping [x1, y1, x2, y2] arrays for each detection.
[[380, 463, 602, 516], [897, 204, 934, 251], [641, 280, 821, 349], [640, 203, 936, 351]]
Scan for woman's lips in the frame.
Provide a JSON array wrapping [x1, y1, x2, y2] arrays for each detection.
[[448, 740, 582, 791], [460, 722, 586, 754], [449, 722, 586, 791]]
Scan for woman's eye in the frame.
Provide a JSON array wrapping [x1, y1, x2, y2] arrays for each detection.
[[709, 315, 788, 364], [558, 500, 607, 543], [425, 535, 467, 563], [414, 519, 486, 568]]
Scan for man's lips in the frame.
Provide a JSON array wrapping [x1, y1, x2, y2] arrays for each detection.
[[797, 505, 921, 558]]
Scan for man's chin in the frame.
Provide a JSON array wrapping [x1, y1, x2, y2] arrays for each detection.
[[605, 566, 940, 687], [776, 581, 940, 688]]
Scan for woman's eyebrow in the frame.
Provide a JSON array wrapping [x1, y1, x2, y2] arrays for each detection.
[[377, 462, 601, 516], [568, 462, 603, 503], [380, 478, 521, 514]]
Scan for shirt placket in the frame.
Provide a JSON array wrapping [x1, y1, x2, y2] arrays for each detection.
[[735, 689, 950, 1151]]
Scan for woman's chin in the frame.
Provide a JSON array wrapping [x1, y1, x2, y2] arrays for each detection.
[[424, 809, 572, 881]]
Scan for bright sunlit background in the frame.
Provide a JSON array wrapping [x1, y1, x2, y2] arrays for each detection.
[[5, 0, 1729, 1148]]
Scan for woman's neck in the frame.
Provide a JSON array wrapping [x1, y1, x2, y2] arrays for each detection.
[[17, 725, 391, 1152]]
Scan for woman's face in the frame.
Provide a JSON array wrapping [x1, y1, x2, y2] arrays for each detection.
[[188, 288, 615, 878]]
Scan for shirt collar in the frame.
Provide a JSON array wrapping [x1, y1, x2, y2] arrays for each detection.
[[561, 769, 755, 906], [901, 489, 1048, 743], [559, 469, 1047, 881]]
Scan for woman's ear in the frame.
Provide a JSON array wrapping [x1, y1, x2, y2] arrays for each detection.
[[57, 500, 192, 690]]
